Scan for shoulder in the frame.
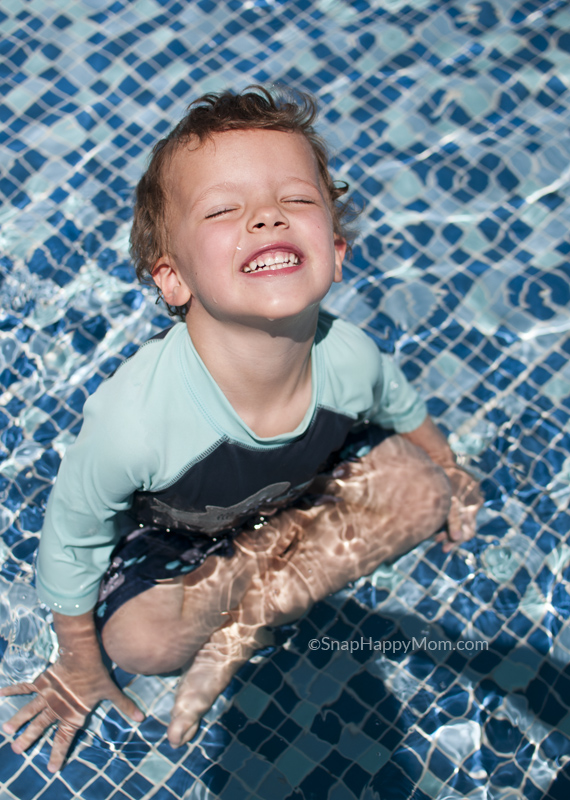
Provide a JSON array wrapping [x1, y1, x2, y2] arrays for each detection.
[[109, 323, 181, 381], [60, 323, 218, 493], [82, 323, 185, 435], [93, 323, 182, 393], [315, 310, 387, 416], [316, 310, 383, 377]]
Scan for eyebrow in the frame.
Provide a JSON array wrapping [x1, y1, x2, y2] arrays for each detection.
[[192, 182, 241, 209]]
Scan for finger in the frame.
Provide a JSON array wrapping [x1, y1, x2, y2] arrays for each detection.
[[3, 694, 46, 735], [167, 715, 199, 748], [447, 496, 463, 541], [458, 506, 479, 542], [435, 531, 453, 552], [180, 721, 200, 746], [0, 682, 36, 698], [444, 503, 480, 548], [455, 475, 484, 509], [108, 687, 145, 723], [47, 722, 78, 773], [11, 708, 56, 755]]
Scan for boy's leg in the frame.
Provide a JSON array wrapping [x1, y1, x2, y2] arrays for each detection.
[[100, 517, 299, 676], [165, 434, 452, 745]]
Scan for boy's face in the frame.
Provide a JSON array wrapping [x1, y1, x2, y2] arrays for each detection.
[[153, 128, 345, 326]]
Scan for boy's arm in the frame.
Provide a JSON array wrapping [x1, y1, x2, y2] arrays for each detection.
[[357, 342, 482, 551], [400, 414, 456, 465], [1, 349, 164, 768], [401, 416, 483, 551], [0, 611, 144, 772]]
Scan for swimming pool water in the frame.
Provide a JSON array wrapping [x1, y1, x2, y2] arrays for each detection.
[[1, 0, 570, 798]]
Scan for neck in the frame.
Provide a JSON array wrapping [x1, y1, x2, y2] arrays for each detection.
[[186, 308, 319, 437]]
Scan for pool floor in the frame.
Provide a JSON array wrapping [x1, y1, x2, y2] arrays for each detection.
[[1, 0, 570, 798]]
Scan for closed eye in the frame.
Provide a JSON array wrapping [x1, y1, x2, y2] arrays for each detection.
[[205, 207, 235, 218], [284, 198, 315, 205]]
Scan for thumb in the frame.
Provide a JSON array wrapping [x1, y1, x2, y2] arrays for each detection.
[[110, 686, 145, 722]]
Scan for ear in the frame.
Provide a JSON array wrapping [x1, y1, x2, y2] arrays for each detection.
[[333, 236, 346, 283], [151, 256, 192, 307]]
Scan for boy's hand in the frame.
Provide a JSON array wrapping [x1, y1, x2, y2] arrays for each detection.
[[0, 610, 144, 772], [436, 465, 483, 552], [0, 658, 144, 772]]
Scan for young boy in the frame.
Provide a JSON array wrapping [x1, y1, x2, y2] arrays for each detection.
[[1, 88, 482, 771]]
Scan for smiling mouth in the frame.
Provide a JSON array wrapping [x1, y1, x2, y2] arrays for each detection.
[[242, 250, 301, 274]]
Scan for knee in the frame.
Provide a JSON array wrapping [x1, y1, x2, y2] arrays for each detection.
[[357, 434, 452, 534], [102, 618, 189, 675], [259, 564, 315, 627], [397, 438, 452, 535], [420, 459, 452, 533]]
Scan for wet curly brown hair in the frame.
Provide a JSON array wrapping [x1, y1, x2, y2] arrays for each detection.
[[130, 86, 353, 319]]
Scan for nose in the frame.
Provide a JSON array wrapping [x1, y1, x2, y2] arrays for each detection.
[[247, 203, 289, 232]]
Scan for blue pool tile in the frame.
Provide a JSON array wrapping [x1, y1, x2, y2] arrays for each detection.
[[202, 763, 231, 794], [372, 761, 415, 798], [165, 767, 197, 797], [37, 782, 73, 800], [252, 662, 283, 694], [342, 762, 372, 795], [428, 749, 456, 782], [258, 701, 287, 731], [80, 776, 116, 800], [2, 2, 570, 799], [321, 749, 353, 778], [311, 710, 343, 745], [237, 720, 272, 750], [7, 767, 49, 800], [143, 789, 177, 800], [258, 733, 290, 762], [523, 777, 550, 800]]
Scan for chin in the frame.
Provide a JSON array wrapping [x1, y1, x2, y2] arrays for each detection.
[[262, 294, 325, 317]]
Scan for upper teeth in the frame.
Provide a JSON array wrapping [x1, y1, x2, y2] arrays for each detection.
[[243, 251, 300, 273]]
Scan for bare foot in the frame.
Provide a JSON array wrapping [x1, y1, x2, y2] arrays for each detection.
[[168, 608, 270, 747]]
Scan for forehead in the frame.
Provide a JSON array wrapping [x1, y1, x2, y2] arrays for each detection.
[[166, 128, 321, 199]]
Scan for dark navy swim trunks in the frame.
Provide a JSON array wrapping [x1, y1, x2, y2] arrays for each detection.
[[93, 425, 390, 631], [94, 523, 239, 630]]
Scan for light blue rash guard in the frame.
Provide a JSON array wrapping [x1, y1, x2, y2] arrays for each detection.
[[36, 311, 427, 615]]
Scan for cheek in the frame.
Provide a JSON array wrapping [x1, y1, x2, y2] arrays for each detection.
[[201, 225, 240, 257]]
